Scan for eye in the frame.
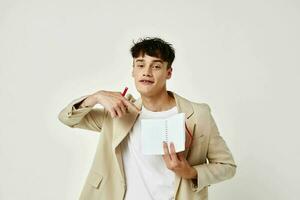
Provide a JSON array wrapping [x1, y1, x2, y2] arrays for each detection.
[[153, 65, 161, 69], [137, 64, 143, 68]]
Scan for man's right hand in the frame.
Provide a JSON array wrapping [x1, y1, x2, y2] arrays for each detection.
[[80, 90, 140, 118]]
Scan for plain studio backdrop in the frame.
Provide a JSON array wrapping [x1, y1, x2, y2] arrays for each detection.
[[0, 0, 299, 199]]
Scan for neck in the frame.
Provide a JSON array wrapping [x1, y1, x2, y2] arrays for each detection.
[[141, 90, 176, 112]]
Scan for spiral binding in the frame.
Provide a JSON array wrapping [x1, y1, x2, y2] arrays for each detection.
[[164, 120, 168, 144]]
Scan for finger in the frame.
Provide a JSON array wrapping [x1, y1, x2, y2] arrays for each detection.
[[113, 98, 127, 116], [122, 99, 141, 113], [119, 101, 127, 114], [162, 141, 171, 162], [109, 108, 117, 118], [114, 106, 123, 117], [114, 101, 124, 117], [169, 142, 179, 162], [117, 94, 140, 113], [107, 99, 118, 118], [177, 152, 185, 162]]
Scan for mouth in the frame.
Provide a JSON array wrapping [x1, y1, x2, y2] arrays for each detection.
[[139, 79, 154, 85]]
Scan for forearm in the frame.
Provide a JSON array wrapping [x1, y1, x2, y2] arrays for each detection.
[[58, 94, 106, 133]]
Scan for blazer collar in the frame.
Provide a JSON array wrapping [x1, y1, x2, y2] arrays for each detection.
[[133, 90, 194, 117]]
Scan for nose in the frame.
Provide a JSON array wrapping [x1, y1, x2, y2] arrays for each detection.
[[142, 66, 153, 77]]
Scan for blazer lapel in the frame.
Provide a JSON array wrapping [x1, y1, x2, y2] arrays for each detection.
[[111, 99, 142, 150], [112, 97, 142, 181], [171, 91, 196, 198], [171, 91, 196, 158]]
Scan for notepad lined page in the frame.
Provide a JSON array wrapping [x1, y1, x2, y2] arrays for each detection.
[[141, 113, 186, 155]]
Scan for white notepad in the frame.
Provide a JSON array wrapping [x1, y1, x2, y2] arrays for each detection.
[[141, 113, 186, 155]]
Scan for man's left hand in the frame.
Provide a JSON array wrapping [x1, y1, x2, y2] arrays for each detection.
[[162, 141, 197, 179]]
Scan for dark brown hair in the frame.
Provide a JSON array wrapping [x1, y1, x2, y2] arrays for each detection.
[[130, 37, 175, 69]]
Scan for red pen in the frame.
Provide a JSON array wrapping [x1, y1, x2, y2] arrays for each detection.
[[121, 87, 128, 96]]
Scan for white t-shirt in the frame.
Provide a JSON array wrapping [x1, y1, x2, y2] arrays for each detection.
[[122, 105, 178, 200]]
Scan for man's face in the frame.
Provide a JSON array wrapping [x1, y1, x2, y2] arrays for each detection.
[[131, 53, 172, 97]]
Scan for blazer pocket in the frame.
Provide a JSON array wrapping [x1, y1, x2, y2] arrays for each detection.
[[87, 171, 103, 189]]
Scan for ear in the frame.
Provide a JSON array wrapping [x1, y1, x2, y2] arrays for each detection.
[[131, 61, 135, 77], [166, 67, 173, 79], [131, 67, 134, 77]]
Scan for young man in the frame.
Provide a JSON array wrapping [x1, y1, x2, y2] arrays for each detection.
[[58, 37, 237, 200]]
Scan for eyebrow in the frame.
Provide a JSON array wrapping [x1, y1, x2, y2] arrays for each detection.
[[135, 59, 163, 63]]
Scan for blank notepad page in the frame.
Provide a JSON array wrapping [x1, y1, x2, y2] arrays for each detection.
[[141, 113, 186, 155]]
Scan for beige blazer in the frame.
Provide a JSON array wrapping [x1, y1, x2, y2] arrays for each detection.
[[58, 90, 237, 200]]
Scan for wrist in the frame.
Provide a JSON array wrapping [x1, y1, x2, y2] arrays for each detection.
[[94, 91, 104, 104], [189, 167, 197, 179], [80, 95, 97, 108]]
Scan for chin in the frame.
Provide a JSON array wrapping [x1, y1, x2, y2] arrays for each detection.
[[136, 87, 155, 97]]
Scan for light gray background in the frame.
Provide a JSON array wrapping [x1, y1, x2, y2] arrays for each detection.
[[1, 0, 299, 199]]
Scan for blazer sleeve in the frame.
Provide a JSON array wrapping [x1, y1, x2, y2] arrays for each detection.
[[57, 95, 107, 133], [189, 104, 237, 192]]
